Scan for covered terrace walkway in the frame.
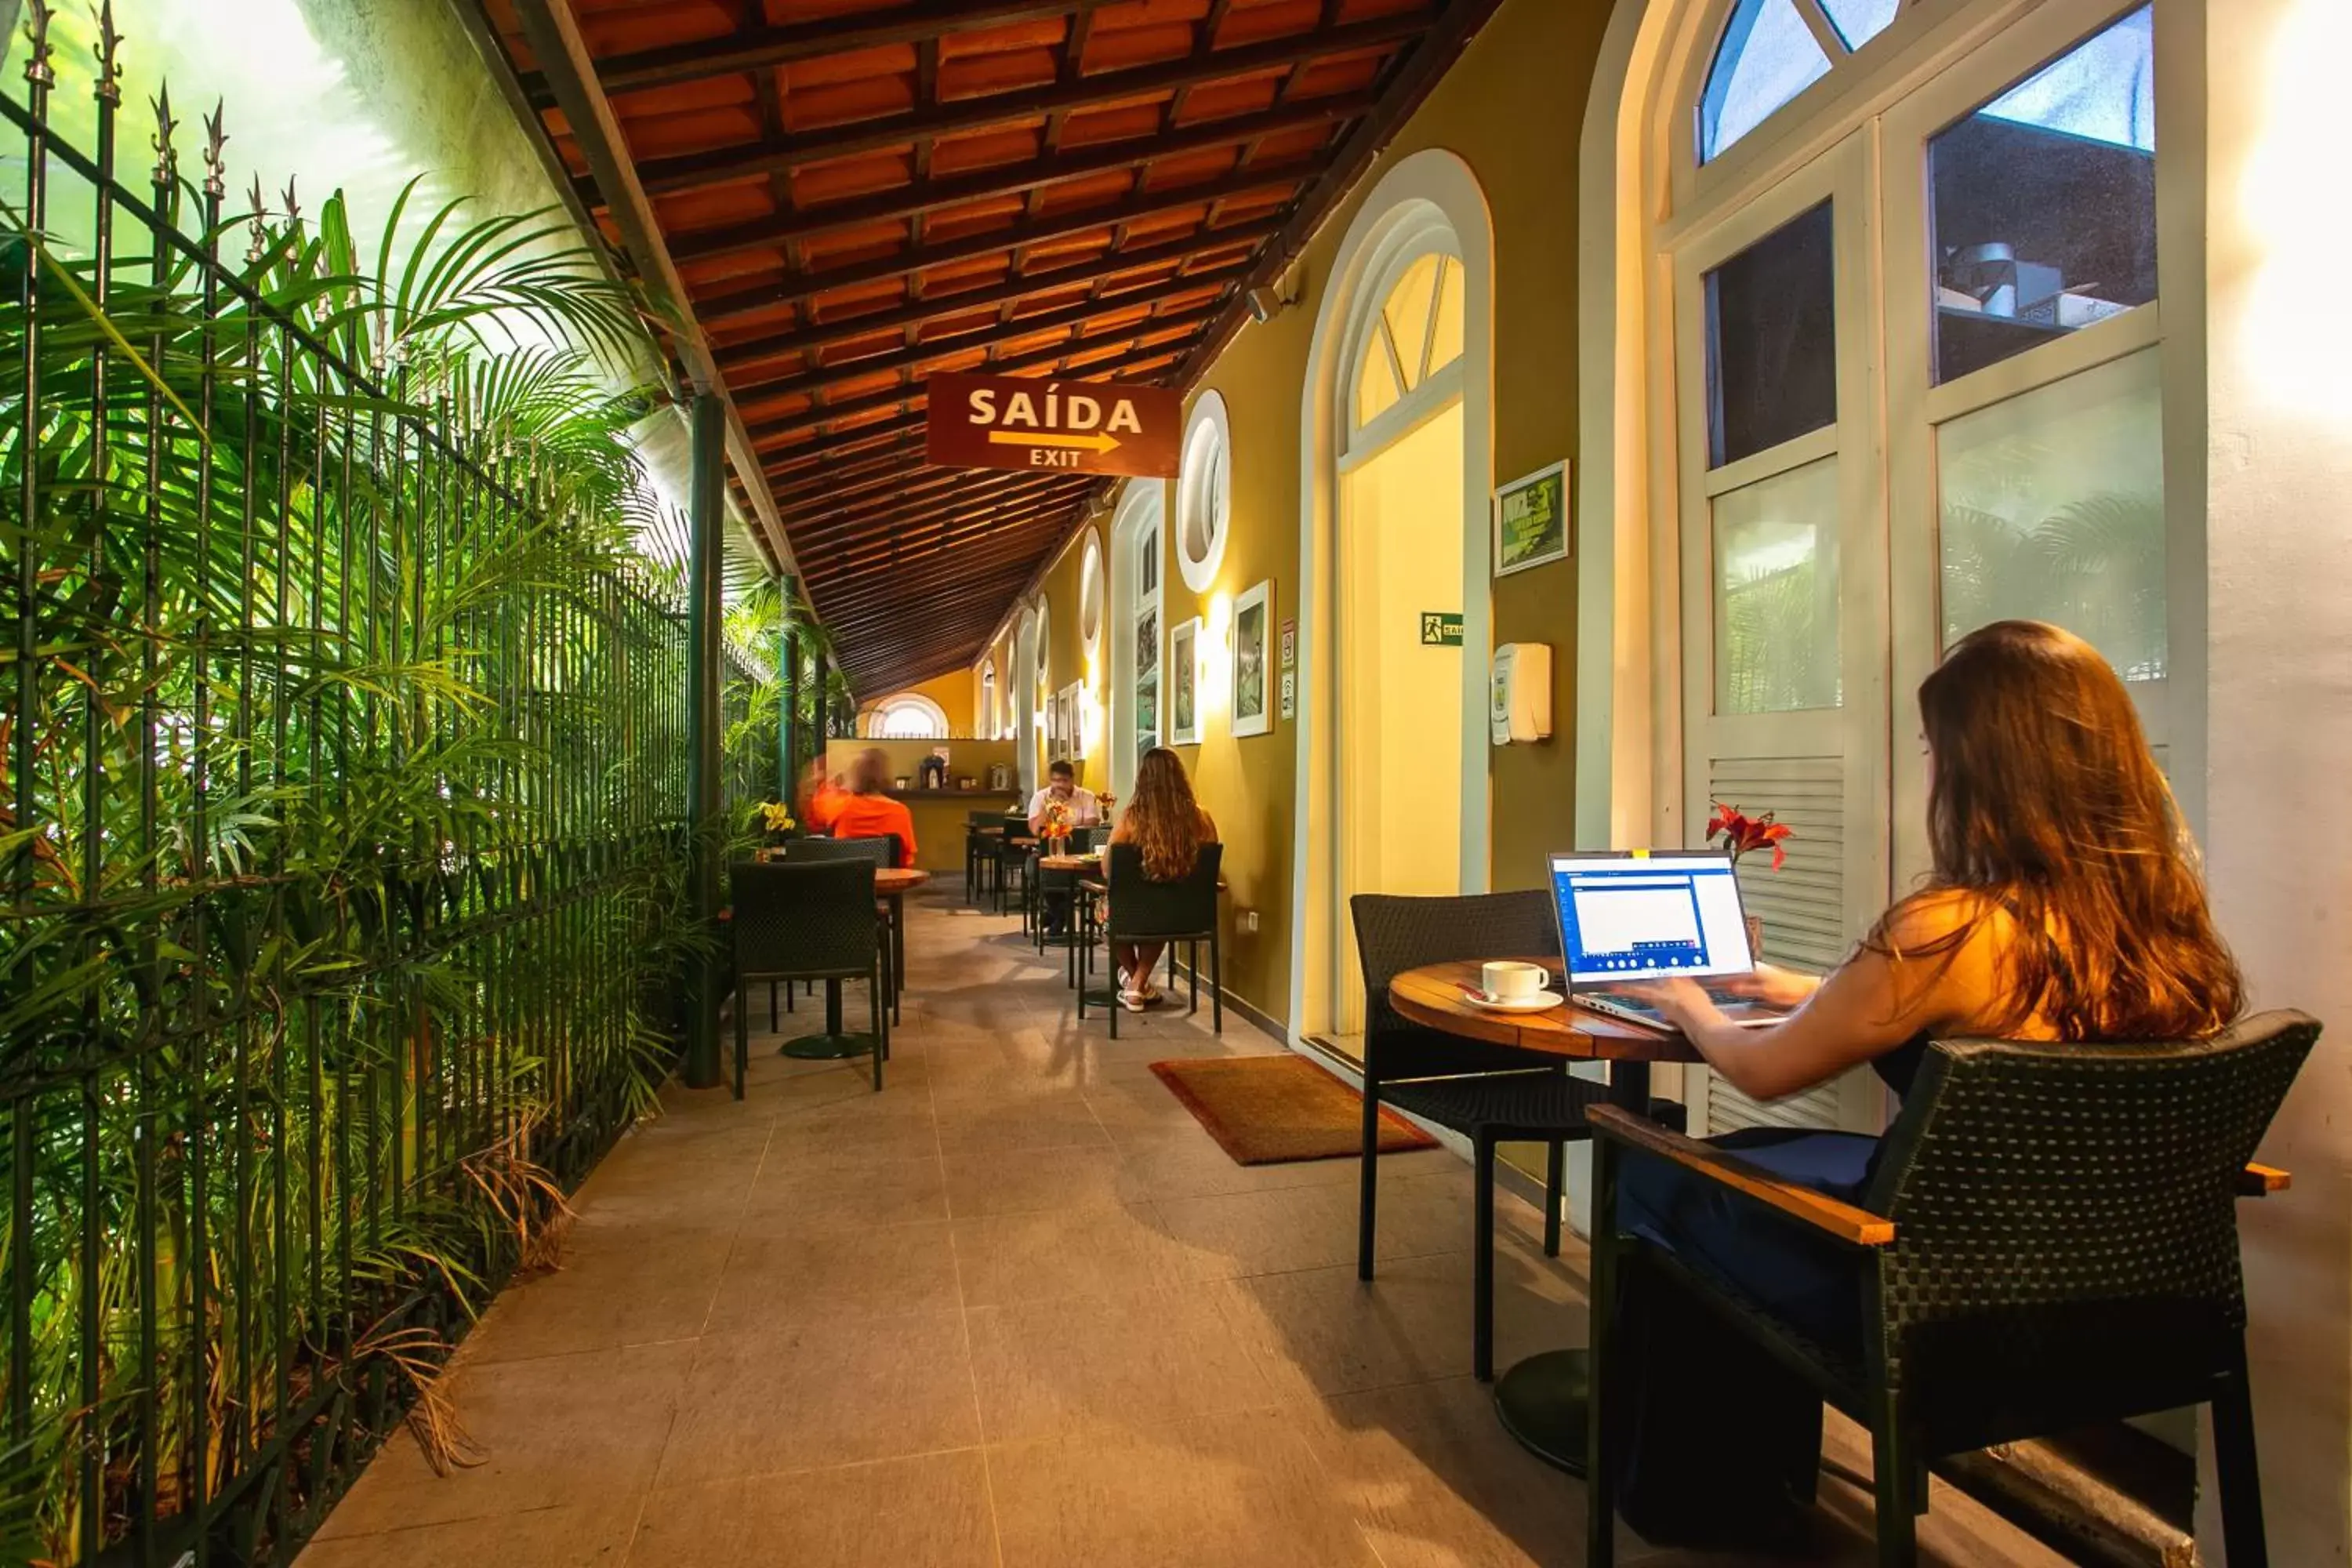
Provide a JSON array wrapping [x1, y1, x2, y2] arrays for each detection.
[[298, 888, 2060, 1568]]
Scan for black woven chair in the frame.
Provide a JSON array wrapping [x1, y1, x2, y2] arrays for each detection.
[[1082, 842, 1222, 1038], [728, 859, 891, 1098], [786, 834, 903, 1018], [964, 810, 1001, 904], [1584, 1011, 2319, 1568], [1349, 891, 1607, 1381], [991, 813, 1032, 919]]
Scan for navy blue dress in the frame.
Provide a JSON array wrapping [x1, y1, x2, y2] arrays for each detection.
[[1606, 1039, 1928, 1544]]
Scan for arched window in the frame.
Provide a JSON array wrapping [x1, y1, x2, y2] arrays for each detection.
[[1348, 245, 1465, 446], [1176, 391, 1231, 593], [1108, 481, 1164, 799], [1697, 0, 1903, 162], [1077, 528, 1105, 662], [866, 692, 949, 739]]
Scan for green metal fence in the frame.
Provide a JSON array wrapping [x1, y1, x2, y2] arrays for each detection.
[[1, 9, 695, 1563]]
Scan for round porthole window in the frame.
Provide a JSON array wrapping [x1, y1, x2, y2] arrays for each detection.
[[1077, 528, 1105, 661], [1177, 390, 1232, 593]]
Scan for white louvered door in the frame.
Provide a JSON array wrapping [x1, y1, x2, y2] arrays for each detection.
[[1671, 135, 1889, 1138]]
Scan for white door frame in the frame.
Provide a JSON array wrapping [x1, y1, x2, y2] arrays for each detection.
[[1108, 479, 1167, 802], [1287, 147, 1496, 1044]]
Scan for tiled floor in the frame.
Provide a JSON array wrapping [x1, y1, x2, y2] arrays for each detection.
[[300, 887, 2067, 1567]]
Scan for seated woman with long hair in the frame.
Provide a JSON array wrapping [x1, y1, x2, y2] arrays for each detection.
[[1107, 746, 1218, 1012], [1611, 619, 2242, 1544]]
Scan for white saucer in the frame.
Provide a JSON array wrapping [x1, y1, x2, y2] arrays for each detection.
[[1464, 989, 1563, 1014]]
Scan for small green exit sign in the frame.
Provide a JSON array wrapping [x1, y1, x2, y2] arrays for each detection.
[[1420, 612, 1465, 646]]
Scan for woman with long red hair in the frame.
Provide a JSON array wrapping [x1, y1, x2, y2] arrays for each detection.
[[1613, 619, 2243, 1543], [1106, 747, 1218, 1011]]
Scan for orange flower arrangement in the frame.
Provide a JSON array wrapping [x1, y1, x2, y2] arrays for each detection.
[[1706, 801, 1793, 870]]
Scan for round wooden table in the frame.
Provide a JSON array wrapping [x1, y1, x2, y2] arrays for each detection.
[[782, 866, 931, 1060], [1387, 960, 1699, 1476]]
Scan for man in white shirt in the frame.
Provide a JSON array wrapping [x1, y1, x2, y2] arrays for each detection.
[[1027, 760, 1102, 938], [1026, 759, 1102, 835]]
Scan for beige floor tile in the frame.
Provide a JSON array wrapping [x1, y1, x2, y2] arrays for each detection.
[[652, 1310, 982, 1487], [1289, 1376, 1599, 1568], [741, 1149, 953, 1232], [950, 1201, 1206, 1308], [988, 1408, 1380, 1568], [942, 1143, 1129, 1219], [764, 1101, 942, 1163], [933, 1091, 1113, 1158], [316, 1340, 693, 1537], [461, 1230, 733, 1364], [1222, 1251, 1488, 1400], [626, 1451, 997, 1568], [967, 1282, 1277, 1443], [705, 1219, 964, 1329], [296, 1498, 641, 1567]]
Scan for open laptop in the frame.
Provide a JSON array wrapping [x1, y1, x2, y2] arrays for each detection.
[[1546, 851, 1788, 1032]]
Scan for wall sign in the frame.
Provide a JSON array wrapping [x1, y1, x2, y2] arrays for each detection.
[[1279, 617, 1296, 670], [925, 370, 1182, 477], [1493, 459, 1570, 576], [1420, 612, 1465, 646]]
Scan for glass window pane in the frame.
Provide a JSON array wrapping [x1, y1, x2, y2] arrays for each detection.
[[1356, 336, 1402, 426], [1938, 347, 2165, 681], [1137, 674, 1159, 748], [1819, 0, 1899, 50], [1706, 201, 1837, 468], [1139, 527, 1157, 594], [1700, 0, 1833, 162], [1136, 606, 1159, 678], [1428, 256, 1465, 378], [1715, 455, 1842, 713], [1930, 5, 2156, 384], [1381, 253, 1443, 390]]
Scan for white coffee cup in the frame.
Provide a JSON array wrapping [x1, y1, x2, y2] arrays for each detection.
[[1481, 960, 1547, 1001]]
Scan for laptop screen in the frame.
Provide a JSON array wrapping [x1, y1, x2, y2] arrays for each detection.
[[1548, 853, 1755, 984]]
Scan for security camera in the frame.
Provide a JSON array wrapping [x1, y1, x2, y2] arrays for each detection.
[[1244, 260, 1305, 324]]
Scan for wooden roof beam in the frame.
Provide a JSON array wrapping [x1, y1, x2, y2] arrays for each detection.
[[791, 475, 1091, 546], [706, 216, 1274, 352], [779, 461, 1079, 523], [524, 0, 1110, 104], [617, 9, 1423, 212], [738, 296, 1221, 411]]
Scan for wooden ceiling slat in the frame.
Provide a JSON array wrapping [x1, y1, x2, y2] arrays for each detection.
[[809, 495, 1090, 564], [793, 475, 1092, 547], [627, 64, 1374, 206], [706, 212, 1276, 348], [780, 462, 1080, 526], [671, 151, 1310, 270], [826, 511, 1084, 579], [624, 10, 1425, 212], [527, 0, 1107, 103], [739, 295, 1222, 412]]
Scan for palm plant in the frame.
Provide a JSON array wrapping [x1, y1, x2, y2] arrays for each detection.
[[2, 47, 698, 1565]]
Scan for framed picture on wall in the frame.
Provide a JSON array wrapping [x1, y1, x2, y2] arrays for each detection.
[[1170, 618, 1202, 745], [1493, 459, 1570, 576], [1058, 681, 1087, 760], [1231, 579, 1273, 739]]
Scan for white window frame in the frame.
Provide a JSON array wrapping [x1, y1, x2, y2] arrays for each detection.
[[1339, 218, 1468, 470], [865, 691, 951, 739], [1109, 480, 1167, 800], [1176, 390, 1232, 593]]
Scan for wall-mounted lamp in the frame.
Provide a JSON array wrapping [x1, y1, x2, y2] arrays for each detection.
[[1245, 259, 1306, 325]]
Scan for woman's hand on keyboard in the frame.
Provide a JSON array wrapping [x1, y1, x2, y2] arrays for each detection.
[[1714, 963, 1820, 1011]]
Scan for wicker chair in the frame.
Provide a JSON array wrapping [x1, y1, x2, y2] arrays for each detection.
[[1082, 842, 1223, 1039], [1349, 891, 1608, 1381], [786, 835, 902, 1021], [728, 860, 890, 1098], [1584, 1011, 2319, 1568]]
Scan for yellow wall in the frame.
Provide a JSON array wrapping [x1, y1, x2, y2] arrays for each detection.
[[977, 0, 1606, 1025], [856, 669, 977, 737]]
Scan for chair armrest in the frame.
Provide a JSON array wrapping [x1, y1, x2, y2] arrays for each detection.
[[1586, 1105, 1896, 1248], [2238, 1163, 2290, 1196]]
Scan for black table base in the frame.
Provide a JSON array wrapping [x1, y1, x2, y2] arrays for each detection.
[[779, 978, 878, 1059]]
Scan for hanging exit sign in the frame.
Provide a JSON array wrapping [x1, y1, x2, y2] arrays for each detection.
[[924, 370, 1182, 478], [1420, 613, 1465, 646]]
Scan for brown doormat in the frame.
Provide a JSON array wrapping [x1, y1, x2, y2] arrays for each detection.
[[1149, 1055, 1439, 1165]]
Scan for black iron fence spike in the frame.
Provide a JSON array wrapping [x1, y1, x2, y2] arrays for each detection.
[[201, 96, 226, 197], [151, 82, 178, 186], [92, 0, 121, 103]]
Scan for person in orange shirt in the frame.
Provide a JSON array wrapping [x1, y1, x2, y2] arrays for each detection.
[[825, 748, 918, 868], [798, 757, 848, 834]]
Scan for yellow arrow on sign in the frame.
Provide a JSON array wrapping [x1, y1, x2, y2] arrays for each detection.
[[986, 430, 1123, 454]]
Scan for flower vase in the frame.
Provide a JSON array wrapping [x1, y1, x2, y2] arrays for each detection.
[[1744, 913, 1766, 960]]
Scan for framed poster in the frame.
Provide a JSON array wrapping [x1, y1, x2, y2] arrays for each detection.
[[1230, 579, 1273, 739], [1493, 459, 1570, 577], [1170, 617, 1202, 745]]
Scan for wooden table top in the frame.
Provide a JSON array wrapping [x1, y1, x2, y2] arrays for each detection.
[[876, 867, 931, 895], [1386, 960, 1701, 1065], [1038, 853, 1101, 872]]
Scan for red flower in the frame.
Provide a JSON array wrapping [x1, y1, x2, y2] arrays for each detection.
[[1706, 802, 1793, 871]]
